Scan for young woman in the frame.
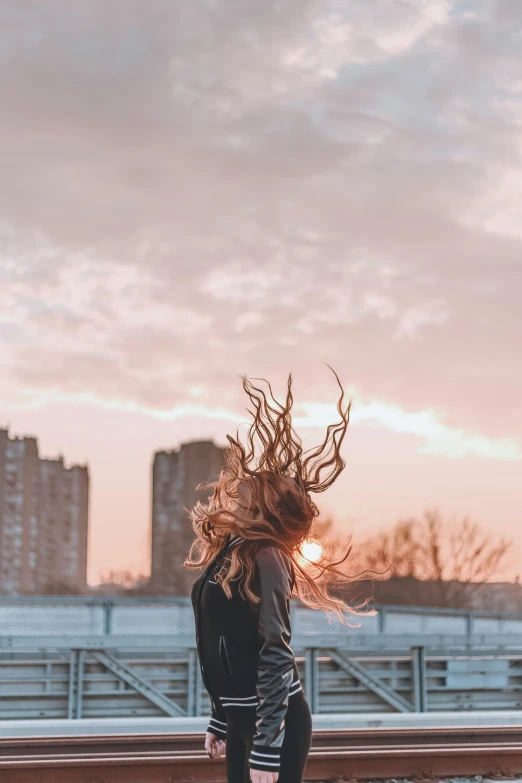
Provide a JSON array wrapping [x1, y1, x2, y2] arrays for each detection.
[[186, 367, 370, 783]]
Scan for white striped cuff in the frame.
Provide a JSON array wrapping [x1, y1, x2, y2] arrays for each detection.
[[248, 745, 281, 772], [207, 716, 227, 739]]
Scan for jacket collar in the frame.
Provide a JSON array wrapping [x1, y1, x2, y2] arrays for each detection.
[[227, 533, 243, 549]]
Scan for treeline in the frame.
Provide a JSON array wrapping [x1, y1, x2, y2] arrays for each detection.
[[315, 508, 514, 610]]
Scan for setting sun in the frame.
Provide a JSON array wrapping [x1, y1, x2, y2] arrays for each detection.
[[300, 539, 323, 563]]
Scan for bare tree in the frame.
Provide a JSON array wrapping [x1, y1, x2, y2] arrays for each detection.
[[349, 518, 419, 579], [418, 509, 512, 607], [321, 509, 512, 609], [95, 569, 152, 596]]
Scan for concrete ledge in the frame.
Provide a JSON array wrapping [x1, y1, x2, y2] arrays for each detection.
[[2, 710, 522, 737]]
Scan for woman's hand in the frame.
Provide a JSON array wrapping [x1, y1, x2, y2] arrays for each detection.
[[204, 731, 226, 759], [250, 770, 279, 783]]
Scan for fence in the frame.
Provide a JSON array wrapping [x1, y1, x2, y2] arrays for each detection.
[[1, 596, 522, 637], [2, 598, 522, 721], [1, 636, 522, 720]]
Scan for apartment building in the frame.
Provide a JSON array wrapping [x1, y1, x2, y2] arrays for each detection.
[[0, 429, 89, 594], [151, 439, 227, 595]]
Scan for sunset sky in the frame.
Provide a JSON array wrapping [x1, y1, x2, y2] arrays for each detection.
[[1, 1, 521, 585]]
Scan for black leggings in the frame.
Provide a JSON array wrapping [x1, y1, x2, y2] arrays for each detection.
[[224, 690, 312, 783]]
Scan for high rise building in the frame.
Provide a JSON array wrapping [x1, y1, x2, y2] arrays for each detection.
[[0, 428, 89, 595], [39, 458, 89, 593], [151, 440, 227, 595], [0, 430, 40, 595]]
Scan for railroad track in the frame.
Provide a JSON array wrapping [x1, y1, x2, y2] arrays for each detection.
[[0, 726, 521, 782]]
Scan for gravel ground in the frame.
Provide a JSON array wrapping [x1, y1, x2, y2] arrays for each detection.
[[309, 777, 522, 783]]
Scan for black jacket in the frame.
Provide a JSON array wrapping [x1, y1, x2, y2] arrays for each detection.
[[191, 533, 302, 774]]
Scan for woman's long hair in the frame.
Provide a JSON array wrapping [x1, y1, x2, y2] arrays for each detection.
[[184, 364, 375, 627]]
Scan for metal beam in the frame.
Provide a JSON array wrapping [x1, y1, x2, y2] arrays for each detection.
[[327, 649, 415, 713], [67, 650, 85, 719], [67, 651, 78, 720], [103, 603, 113, 635], [187, 649, 197, 717], [412, 645, 428, 712], [3, 632, 522, 652], [304, 648, 319, 713], [91, 651, 186, 717]]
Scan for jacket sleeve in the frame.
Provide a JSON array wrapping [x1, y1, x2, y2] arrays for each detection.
[[248, 546, 296, 774], [206, 695, 227, 740]]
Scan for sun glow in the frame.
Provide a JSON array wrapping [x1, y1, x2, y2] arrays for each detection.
[[300, 539, 323, 563]]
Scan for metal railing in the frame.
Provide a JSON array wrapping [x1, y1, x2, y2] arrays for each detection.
[[2, 598, 522, 721], [1, 595, 522, 637], [1, 633, 522, 720]]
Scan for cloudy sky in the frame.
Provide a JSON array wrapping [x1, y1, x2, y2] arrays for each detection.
[[1, 0, 521, 584]]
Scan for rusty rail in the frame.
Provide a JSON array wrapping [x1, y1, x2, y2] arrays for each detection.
[[0, 726, 521, 782]]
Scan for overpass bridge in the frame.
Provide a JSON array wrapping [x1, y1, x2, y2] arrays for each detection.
[[1, 597, 522, 721]]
